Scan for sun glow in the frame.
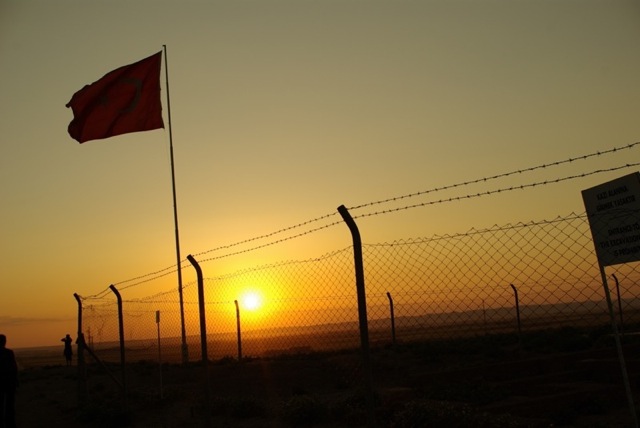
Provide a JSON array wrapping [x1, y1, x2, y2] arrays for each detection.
[[240, 290, 263, 311]]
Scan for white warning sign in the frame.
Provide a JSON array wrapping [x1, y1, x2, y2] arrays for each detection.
[[582, 172, 640, 266]]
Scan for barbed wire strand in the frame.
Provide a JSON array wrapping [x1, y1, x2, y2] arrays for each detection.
[[85, 160, 636, 299], [81, 142, 638, 298], [80, 212, 591, 305]]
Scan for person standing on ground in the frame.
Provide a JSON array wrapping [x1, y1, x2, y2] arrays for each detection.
[[61, 334, 73, 366], [0, 334, 18, 428]]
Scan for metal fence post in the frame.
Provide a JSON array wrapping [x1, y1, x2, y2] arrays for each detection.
[[601, 268, 638, 427], [386, 292, 396, 347], [73, 293, 87, 408], [337, 205, 376, 427], [510, 283, 522, 349], [186, 254, 211, 426], [156, 310, 163, 399], [109, 284, 127, 405], [235, 300, 242, 362], [612, 274, 624, 336]]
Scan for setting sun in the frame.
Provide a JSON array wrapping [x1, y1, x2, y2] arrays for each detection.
[[241, 291, 263, 311]]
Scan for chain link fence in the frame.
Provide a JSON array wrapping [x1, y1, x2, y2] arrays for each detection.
[[71, 144, 640, 424], [77, 210, 640, 400]]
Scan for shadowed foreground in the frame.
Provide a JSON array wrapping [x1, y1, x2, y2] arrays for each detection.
[[14, 328, 640, 427]]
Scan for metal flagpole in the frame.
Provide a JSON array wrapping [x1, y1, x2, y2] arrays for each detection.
[[162, 44, 188, 363]]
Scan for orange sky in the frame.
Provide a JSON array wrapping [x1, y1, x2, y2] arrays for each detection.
[[2, 0, 640, 348]]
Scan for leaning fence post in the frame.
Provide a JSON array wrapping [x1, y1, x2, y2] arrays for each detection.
[[386, 292, 396, 347], [73, 293, 87, 408], [337, 204, 376, 427], [186, 254, 211, 425], [510, 283, 522, 350], [612, 274, 625, 337], [156, 310, 163, 399], [235, 300, 242, 362], [109, 284, 127, 405]]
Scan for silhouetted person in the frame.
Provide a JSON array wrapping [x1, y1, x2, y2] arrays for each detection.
[[0, 334, 18, 428], [61, 334, 73, 366]]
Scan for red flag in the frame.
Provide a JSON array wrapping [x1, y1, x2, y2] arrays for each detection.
[[66, 51, 164, 143]]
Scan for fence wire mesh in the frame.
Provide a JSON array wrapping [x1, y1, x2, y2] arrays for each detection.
[[78, 211, 640, 389], [74, 144, 640, 417]]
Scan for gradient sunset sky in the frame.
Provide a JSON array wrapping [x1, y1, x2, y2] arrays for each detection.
[[2, 0, 640, 348]]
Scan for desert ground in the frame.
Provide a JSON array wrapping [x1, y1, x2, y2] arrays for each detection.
[[11, 327, 640, 427]]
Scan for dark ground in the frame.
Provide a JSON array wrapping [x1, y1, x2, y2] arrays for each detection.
[[13, 327, 640, 427]]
